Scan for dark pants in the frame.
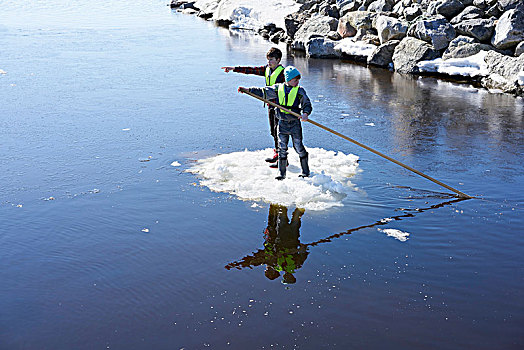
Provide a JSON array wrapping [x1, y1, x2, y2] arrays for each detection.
[[277, 119, 307, 159], [268, 108, 279, 150]]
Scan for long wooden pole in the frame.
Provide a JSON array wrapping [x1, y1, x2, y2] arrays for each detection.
[[240, 89, 472, 199]]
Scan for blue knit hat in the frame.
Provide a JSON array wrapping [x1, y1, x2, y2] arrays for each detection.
[[284, 66, 300, 82]]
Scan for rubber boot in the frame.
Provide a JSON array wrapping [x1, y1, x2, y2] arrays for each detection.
[[298, 153, 310, 178], [271, 157, 287, 169], [265, 149, 278, 163], [275, 157, 287, 180]]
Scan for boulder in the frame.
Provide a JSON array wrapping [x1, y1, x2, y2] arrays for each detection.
[[450, 6, 484, 24], [367, 39, 400, 66], [339, 11, 377, 31], [454, 18, 495, 42], [285, 11, 310, 39], [367, 0, 394, 13], [442, 37, 495, 59], [407, 16, 456, 51], [481, 51, 524, 94], [392, 37, 440, 73], [337, 16, 357, 38], [375, 15, 407, 43], [404, 6, 423, 21], [427, 0, 465, 19], [491, 8, 524, 49], [292, 15, 339, 51], [306, 37, 343, 57]]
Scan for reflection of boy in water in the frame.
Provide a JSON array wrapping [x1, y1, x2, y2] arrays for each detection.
[[263, 204, 309, 284]]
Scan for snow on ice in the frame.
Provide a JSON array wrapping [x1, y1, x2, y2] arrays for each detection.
[[211, 0, 301, 31], [378, 228, 410, 242], [187, 147, 360, 211]]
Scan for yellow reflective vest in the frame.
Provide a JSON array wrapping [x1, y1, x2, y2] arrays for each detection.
[[265, 65, 284, 86], [278, 84, 300, 114]]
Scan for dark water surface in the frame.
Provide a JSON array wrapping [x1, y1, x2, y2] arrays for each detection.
[[1, 1, 523, 349]]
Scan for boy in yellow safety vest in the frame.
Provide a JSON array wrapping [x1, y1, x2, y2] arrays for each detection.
[[238, 66, 312, 180], [221, 47, 285, 167]]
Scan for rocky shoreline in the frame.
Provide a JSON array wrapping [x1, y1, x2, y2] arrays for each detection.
[[172, 0, 524, 96]]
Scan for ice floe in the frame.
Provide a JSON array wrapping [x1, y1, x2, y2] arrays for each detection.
[[378, 228, 410, 242], [187, 147, 360, 211]]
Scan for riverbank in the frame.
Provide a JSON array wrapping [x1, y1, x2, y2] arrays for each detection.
[[171, 0, 524, 96]]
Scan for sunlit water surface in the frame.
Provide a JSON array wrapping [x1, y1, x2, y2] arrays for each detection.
[[1, 1, 523, 349]]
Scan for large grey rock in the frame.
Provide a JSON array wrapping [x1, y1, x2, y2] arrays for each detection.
[[367, 39, 400, 66], [285, 11, 310, 39], [454, 18, 495, 42], [491, 8, 524, 49], [392, 37, 440, 73], [450, 6, 484, 24], [481, 51, 524, 94], [442, 39, 494, 59], [337, 15, 357, 38], [306, 37, 343, 57], [292, 15, 339, 51], [339, 11, 377, 31], [367, 0, 394, 12], [427, 0, 465, 19], [404, 6, 423, 21], [407, 16, 456, 50], [376, 15, 407, 43]]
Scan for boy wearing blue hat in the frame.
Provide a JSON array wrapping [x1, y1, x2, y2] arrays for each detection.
[[238, 66, 312, 180], [222, 47, 285, 167]]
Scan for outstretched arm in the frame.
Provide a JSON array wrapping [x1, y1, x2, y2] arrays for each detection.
[[238, 86, 278, 100], [222, 66, 266, 76]]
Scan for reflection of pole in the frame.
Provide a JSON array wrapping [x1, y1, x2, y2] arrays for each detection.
[[240, 89, 472, 199], [224, 197, 470, 270], [305, 197, 469, 248]]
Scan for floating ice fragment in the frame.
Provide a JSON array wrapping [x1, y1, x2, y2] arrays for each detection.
[[139, 156, 152, 162], [141, 228, 149, 233], [187, 148, 360, 211], [378, 228, 410, 242], [0, 69, 6, 75], [170, 161, 181, 167], [365, 122, 375, 126], [122, 128, 130, 131]]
